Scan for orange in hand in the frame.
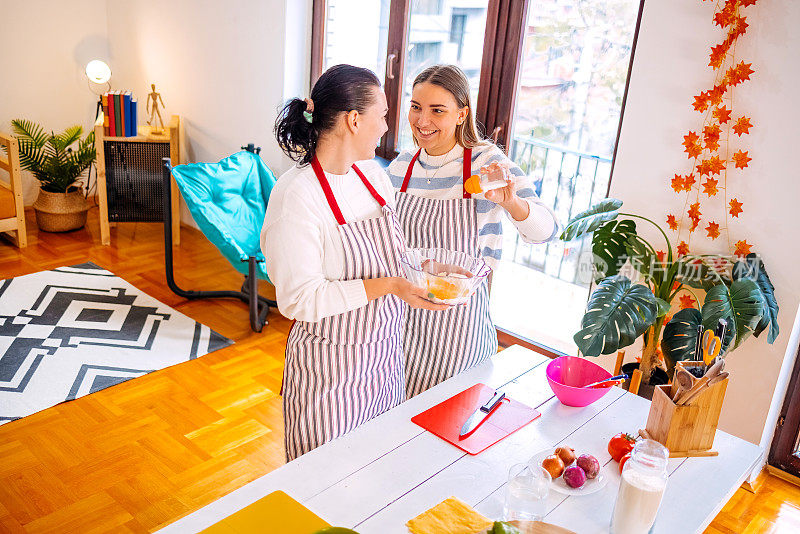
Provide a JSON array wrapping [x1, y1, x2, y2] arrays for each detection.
[[464, 175, 482, 195]]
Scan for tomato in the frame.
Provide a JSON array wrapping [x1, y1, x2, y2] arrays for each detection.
[[608, 432, 636, 462], [619, 452, 632, 473]]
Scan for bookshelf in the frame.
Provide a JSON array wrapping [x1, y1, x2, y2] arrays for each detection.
[[93, 114, 182, 246]]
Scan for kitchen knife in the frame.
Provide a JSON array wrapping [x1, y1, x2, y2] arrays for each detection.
[[459, 389, 506, 438]]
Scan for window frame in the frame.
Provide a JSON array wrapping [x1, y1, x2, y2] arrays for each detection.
[[310, 0, 526, 160], [310, 0, 645, 358]]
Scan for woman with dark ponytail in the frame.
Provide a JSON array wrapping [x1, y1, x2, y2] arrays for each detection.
[[261, 64, 446, 461]]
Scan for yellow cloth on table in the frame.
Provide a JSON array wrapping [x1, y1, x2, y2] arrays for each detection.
[[199, 490, 330, 534], [406, 496, 494, 534]]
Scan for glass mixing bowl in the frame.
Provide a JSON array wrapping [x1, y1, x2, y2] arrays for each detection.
[[399, 248, 491, 305]]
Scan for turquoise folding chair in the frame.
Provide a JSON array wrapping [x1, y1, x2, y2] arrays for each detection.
[[161, 144, 277, 332]]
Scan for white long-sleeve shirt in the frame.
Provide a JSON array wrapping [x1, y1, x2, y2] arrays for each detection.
[[387, 143, 558, 268], [261, 160, 396, 323]]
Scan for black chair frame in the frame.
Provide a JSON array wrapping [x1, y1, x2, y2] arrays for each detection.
[[161, 144, 276, 332]]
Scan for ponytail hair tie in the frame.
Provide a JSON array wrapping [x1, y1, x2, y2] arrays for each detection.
[[303, 98, 314, 123]]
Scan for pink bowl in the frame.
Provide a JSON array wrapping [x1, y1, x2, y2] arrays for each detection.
[[546, 356, 614, 407]]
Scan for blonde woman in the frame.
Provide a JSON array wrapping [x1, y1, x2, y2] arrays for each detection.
[[388, 64, 559, 398]]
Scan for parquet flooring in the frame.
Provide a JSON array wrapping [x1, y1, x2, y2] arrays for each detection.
[[705, 474, 800, 533], [1, 208, 799, 533], [0, 209, 292, 533]]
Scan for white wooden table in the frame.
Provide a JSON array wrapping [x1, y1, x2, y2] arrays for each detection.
[[159, 346, 762, 533]]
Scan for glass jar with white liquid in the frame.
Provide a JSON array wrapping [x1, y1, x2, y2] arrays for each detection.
[[610, 439, 669, 534]]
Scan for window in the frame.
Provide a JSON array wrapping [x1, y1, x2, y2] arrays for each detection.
[[415, 0, 444, 15], [311, 0, 644, 355], [450, 12, 467, 59], [312, 0, 498, 159], [490, 0, 643, 355], [319, 0, 391, 79]]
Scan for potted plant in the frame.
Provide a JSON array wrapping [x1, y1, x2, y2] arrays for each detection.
[[560, 198, 779, 397], [9, 119, 95, 232]]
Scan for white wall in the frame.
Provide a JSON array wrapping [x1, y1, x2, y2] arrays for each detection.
[[0, 0, 311, 207], [605, 0, 800, 444], [0, 0, 110, 202], [105, 0, 311, 176]]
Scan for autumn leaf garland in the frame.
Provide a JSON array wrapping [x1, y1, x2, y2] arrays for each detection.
[[667, 0, 758, 259]]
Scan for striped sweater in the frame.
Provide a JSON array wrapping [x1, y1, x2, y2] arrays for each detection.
[[387, 143, 559, 267]]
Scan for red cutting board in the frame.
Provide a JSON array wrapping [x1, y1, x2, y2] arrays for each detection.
[[412, 383, 541, 455]]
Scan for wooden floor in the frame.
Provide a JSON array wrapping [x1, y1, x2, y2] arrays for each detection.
[[0, 208, 798, 533]]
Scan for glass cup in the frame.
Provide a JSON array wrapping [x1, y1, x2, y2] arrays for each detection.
[[503, 463, 551, 522]]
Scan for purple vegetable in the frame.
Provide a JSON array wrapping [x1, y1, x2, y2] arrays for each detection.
[[563, 465, 587, 488], [576, 454, 600, 479]]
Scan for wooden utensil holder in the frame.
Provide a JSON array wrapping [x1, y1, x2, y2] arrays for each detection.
[[641, 361, 728, 457]]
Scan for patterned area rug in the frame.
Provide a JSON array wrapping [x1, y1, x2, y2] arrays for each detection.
[[0, 262, 233, 425]]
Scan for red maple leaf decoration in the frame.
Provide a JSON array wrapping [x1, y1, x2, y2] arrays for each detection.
[[677, 241, 690, 256], [707, 155, 726, 176], [732, 150, 752, 169], [692, 93, 709, 112], [683, 174, 696, 191], [671, 174, 684, 193], [679, 294, 697, 309], [705, 137, 720, 152], [713, 9, 736, 28], [706, 221, 721, 240], [731, 16, 749, 39], [683, 131, 703, 158], [734, 239, 753, 256], [732, 116, 753, 136], [713, 106, 732, 124], [688, 202, 702, 221], [666, 214, 678, 231], [704, 124, 721, 142], [696, 160, 711, 176], [709, 43, 729, 69], [707, 84, 726, 106], [682, 131, 700, 146], [703, 177, 719, 196], [727, 61, 754, 86], [729, 198, 744, 217], [739, 0, 758, 6]]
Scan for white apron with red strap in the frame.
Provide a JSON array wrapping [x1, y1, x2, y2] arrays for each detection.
[[396, 148, 498, 399], [282, 158, 406, 461]]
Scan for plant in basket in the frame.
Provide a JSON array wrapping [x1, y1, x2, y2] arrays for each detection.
[[6, 119, 95, 232], [559, 198, 779, 394]]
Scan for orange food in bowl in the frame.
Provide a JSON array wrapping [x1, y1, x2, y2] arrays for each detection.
[[426, 277, 467, 301]]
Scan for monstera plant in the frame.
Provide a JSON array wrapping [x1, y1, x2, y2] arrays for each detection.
[[561, 198, 779, 387]]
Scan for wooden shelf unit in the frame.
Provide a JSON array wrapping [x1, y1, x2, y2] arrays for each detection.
[[93, 114, 182, 246]]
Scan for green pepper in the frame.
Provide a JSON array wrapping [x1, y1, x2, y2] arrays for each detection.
[[491, 521, 522, 534]]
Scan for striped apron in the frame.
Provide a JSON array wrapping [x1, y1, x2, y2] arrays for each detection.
[[282, 158, 406, 461], [397, 148, 498, 399]]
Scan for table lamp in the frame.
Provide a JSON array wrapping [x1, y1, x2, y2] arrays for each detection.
[[85, 60, 112, 120]]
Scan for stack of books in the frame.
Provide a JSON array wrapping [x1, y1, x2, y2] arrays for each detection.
[[102, 91, 138, 137]]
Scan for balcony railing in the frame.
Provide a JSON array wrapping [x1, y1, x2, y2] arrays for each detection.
[[505, 135, 613, 286]]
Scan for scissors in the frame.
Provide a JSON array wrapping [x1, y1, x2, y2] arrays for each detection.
[[701, 329, 722, 369]]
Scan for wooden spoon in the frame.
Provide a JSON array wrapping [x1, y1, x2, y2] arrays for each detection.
[[676, 359, 725, 405], [683, 371, 729, 406], [671, 367, 695, 402]]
